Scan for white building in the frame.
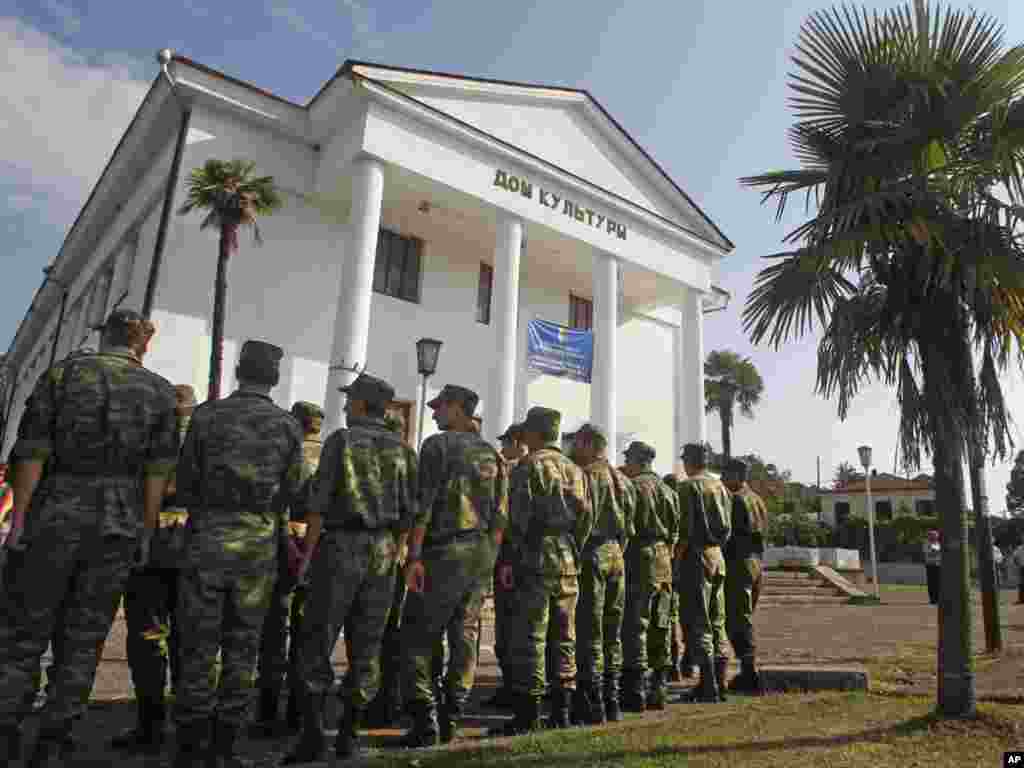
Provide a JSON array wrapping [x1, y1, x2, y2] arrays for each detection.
[[819, 472, 937, 528], [1, 56, 733, 477]]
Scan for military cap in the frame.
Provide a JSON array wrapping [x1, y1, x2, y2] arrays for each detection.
[[239, 340, 283, 368], [724, 457, 749, 481], [624, 440, 656, 463], [427, 384, 479, 417], [681, 442, 712, 466], [102, 308, 155, 341], [291, 401, 325, 420], [340, 372, 395, 405], [497, 423, 524, 443], [521, 406, 561, 441], [575, 423, 607, 445]]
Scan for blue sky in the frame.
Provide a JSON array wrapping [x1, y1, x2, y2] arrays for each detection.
[[2, 0, 1024, 507]]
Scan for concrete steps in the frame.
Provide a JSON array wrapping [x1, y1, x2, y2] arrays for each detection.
[[757, 567, 856, 606]]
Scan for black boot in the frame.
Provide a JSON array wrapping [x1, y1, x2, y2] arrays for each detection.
[[282, 692, 327, 765], [335, 701, 364, 759], [620, 669, 646, 713], [570, 687, 590, 726], [248, 687, 281, 738], [647, 669, 668, 710], [364, 675, 400, 727], [587, 682, 606, 724], [682, 660, 720, 703], [173, 719, 210, 768], [397, 701, 439, 749], [210, 719, 253, 768], [730, 656, 762, 694], [438, 693, 465, 744], [547, 686, 571, 729], [0, 724, 22, 762], [603, 674, 622, 722], [488, 693, 542, 736], [715, 659, 730, 702], [27, 724, 71, 768], [111, 695, 166, 752], [483, 685, 515, 709], [285, 687, 301, 732]]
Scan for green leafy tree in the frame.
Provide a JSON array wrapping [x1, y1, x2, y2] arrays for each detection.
[[833, 461, 861, 488], [1006, 450, 1024, 515], [704, 350, 764, 458], [179, 159, 283, 400], [739, 2, 1024, 717]]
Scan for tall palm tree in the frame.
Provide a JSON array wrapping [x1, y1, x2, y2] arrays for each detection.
[[740, 1, 1024, 717], [179, 159, 282, 400], [704, 350, 764, 458]]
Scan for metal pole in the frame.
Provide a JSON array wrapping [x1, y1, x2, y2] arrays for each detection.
[[417, 374, 428, 451], [142, 107, 192, 319], [866, 472, 880, 598], [48, 290, 69, 369]]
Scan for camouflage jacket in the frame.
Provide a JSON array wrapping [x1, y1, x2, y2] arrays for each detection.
[[287, 436, 323, 523], [417, 430, 508, 549], [724, 484, 767, 561], [507, 446, 594, 578], [176, 390, 304, 564], [629, 471, 679, 548], [582, 458, 636, 547], [311, 416, 418, 533], [12, 350, 179, 540], [677, 472, 732, 579]]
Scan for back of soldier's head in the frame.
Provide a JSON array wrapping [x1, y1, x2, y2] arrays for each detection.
[[101, 308, 155, 356]]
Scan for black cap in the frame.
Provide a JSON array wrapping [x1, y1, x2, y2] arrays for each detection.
[[522, 406, 561, 441], [498, 423, 523, 443], [101, 308, 155, 343], [238, 340, 284, 369], [427, 384, 480, 416], [340, 372, 395, 405], [291, 401, 325, 420], [681, 442, 712, 467], [575, 423, 608, 447], [624, 441, 656, 463], [724, 457, 749, 481]]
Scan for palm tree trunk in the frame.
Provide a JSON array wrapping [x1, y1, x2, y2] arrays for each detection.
[[207, 225, 233, 401], [921, 336, 976, 718], [720, 404, 733, 459]]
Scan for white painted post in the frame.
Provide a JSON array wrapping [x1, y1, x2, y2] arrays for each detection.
[[487, 214, 522, 445]]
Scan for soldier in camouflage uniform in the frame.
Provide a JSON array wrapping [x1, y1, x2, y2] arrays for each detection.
[[571, 424, 635, 725], [399, 384, 508, 747], [253, 401, 324, 735], [487, 422, 527, 710], [0, 309, 178, 766], [285, 372, 417, 764], [722, 458, 767, 694], [490, 407, 593, 735], [172, 341, 305, 768], [677, 443, 732, 703], [111, 384, 196, 753], [619, 442, 679, 712], [664, 474, 697, 681]]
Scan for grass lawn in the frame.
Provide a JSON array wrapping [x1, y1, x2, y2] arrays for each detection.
[[370, 693, 1022, 768]]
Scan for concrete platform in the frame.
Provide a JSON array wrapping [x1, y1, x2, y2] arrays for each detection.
[[758, 664, 869, 693]]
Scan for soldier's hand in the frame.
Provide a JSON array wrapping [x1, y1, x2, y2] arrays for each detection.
[[498, 564, 514, 590], [405, 560, 425, 593]]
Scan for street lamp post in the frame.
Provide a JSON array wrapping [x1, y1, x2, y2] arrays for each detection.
[[415, 338, 442, 451], [858, 445, 880, 599]]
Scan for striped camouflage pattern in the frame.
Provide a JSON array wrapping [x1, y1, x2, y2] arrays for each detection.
[[312, 416, 418, 532], [726, 484, 768, 561], [507, 447, 594, 578], [175, 391, 305, 564], [416, 430, 508, 543]]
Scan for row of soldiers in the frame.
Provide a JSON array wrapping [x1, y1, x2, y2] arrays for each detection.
[[0, 307, 767, 768]]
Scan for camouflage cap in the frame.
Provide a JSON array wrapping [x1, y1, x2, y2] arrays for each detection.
[[497, 423, 524, 443], [340, 372, 395, 405], [574, 423, 608, 446], [291, 401, 325, 420], [427, 384, 480, 416], [724, 457, 749, 481], [522, 406, 561, 441], [624, 440, 656, 463], [681, 442, 712, 466]]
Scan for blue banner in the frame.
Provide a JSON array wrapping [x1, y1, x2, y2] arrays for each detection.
[[526, 318, 593, 383]]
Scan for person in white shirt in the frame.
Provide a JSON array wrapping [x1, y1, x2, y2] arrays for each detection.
[[1013, 542, 1024, 605], [923, 530, 941, 605], [992, 545, 1005, 589]]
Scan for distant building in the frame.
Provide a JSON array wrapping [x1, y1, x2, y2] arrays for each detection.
[[819, 471, 935, 527]]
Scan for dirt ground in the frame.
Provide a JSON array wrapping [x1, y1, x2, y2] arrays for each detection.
[[18, 585, 1024, 766]]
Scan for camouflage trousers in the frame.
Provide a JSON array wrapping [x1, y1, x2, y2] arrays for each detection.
[[493, 563, 513, 673], [575, 541, 626, 685], [124, 566, 181, 701], [623, 543, 673, 675], [685, 548, 728, 665], [298, 529, 399, 708], [725, 557, 762, 660], [256, 557, 306, 696], [174, 562, 275, 727], [505, 570, 579, 697], [401, 535, 496, 709], [0, 531, 135, 729]]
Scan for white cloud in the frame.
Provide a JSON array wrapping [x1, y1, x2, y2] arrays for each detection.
[[40, 0, 81, 37], [0, 17, 150, 216], [267, 1, 380, 53]]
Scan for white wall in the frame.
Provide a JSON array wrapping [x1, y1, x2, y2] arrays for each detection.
[[821, 490, 937, 527]]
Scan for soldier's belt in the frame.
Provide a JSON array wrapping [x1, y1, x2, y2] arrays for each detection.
[[159, 510, 189, 528], [423, 529, 484, 549], [632, 537, 670, 547], [585, 535, 623, 550], [288, 521, 308, 538]]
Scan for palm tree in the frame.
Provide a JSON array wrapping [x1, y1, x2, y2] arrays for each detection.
[[739, 1, 1024, 717], [704, 350, 764, 458], [178, 159, 282, 400]]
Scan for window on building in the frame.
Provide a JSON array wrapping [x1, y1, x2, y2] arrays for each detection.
[[835, 502, 851, 526], [569, 293, 592, 331], [876, 500, 894, 521], [477, 263, 493, 325], [372, 229, 421, 303]]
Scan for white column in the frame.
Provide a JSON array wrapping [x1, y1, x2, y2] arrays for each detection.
[[486, 214, 522, 444], [679, 286, 706, 451], [672, 324, 685, 475], [323, 157, 385, 434], [590, 251, 618, 443]]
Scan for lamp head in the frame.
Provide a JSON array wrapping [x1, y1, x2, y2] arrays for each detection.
[[416, 338, 442, 377], [857, 445, 872, 470]]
